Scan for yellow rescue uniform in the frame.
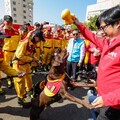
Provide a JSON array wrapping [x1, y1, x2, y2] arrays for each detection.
[[53, 36, 62, 49], [27, 30, 44, 68], [31, 41, 44, 68], [0, 51, 18, 76], [12, 38, 38, 98], [42, 35, 53, 66], [84, 40, 90, 65], [1, 27, 20, 65], [61, 33, 70, 49]]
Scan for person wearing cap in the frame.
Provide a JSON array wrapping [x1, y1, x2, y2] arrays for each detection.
[[60, 28, 68, 49], [0, 15, 21, 88], [12, 29, 45, 105], [27, 22, 45, 72], [24, 23, 31, 33], [18, 25, 28, 40], [42, 26, 53, 71], [53, 27, 63, 49], [62, 29, 72, 50], [0, 32, 26, 95]]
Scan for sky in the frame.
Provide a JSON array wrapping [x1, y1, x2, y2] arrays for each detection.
[[33, 0, 97, 25], [0, 0, 97, 25]]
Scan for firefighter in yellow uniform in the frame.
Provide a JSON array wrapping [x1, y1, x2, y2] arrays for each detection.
[[32, 41, 44, 71], [0, 71, 3, 94], [0, 15, 21, 88], [18, 25, 28, 40], [60, 28, 67, 49], [0, 32, 25, 95], [27, 22, 44, 72], [12, 30, 45, 105], [84, 39, 90, 65], [42, 27, 53, 71], [53, 28, 63, 50], [64, 29, 72, 49]]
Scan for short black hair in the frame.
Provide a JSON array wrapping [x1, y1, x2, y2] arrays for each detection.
[[24, 23, 31, 26], [34, 22, 40, 26], [32, 30, 45, 42], [72, 28, 80, 33], [19, 25, 28, 32], [96, 5, 120, 28]]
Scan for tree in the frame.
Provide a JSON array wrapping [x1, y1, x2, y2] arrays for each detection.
[[84, 15, 98, 31], [71, 24, 78, 30]]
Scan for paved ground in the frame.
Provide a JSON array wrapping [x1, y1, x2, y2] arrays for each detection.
[[0, 73, 93, 120]]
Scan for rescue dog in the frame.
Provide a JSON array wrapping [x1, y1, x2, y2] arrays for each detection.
[[30, 48, 93, 120]]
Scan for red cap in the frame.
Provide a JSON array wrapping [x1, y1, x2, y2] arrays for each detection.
[[67, 29, 71, 32], [57, 28, 61, 31], [46, 26, 52, 31]]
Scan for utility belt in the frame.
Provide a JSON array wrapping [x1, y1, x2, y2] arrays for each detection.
[[18, 62, 31, 65], [4, 50, 16, 52], [12, 56, 31, 65], [54, 47, 59, 49], [43, 46, 52, 49]]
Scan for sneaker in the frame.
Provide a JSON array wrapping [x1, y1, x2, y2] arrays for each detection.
[[68, 86, 75, 91], [71, 76, 77, 82], [0, 87, 5, 95], [18, 96, 32, 107], [43, 65, 47, 71], [47, 65, 51, 71], [7, 79, 13, 88], [26, 89, 34, 100]]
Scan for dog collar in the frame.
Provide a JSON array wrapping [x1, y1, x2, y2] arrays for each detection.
[[47, 74, 65, 82]]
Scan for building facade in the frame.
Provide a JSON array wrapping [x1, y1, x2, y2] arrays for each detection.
[[86, 0, 120, 21], [4, 0, 33, 25]]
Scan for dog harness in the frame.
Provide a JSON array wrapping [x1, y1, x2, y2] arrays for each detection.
[[44, 74, 65, 97]]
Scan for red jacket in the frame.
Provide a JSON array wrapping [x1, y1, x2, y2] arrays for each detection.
[[78, 23, 120, 109], [87, 42, 100, 64]]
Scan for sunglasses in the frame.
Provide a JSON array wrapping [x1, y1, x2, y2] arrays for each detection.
[[73, 33, 78, 36]]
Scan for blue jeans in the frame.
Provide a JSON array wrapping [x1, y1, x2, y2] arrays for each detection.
[[87, 89, 98, 120]]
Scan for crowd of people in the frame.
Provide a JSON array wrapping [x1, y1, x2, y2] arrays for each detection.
[[0, 15, 75, 105], [0, 4, 120, 120]]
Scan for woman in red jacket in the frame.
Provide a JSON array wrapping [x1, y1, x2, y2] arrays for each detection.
[[74, 5, 120, 120]]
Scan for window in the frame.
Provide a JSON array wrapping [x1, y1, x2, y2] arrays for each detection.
[[29, 14, 32, 17], [13, 14, 17, 17], [23, 4, 26, 7], [13, 1, 16, 5], [23, 10, 26, 13], [29, 19, 32, 22], [14, 20, 17, 23], [29, 9, 32, 12], [13, 8, 16, 11], [23, 0, 26, 2], [24, 16, 26, 19]]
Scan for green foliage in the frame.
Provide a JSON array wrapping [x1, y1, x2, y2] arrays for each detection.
[[83, 15, 98, 31], [71, 24, 78, 30]]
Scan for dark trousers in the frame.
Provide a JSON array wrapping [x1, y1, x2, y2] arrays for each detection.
[[66, 61, 78, 81], [86, 62, 98, 79], [97, 107, 120, 120]]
